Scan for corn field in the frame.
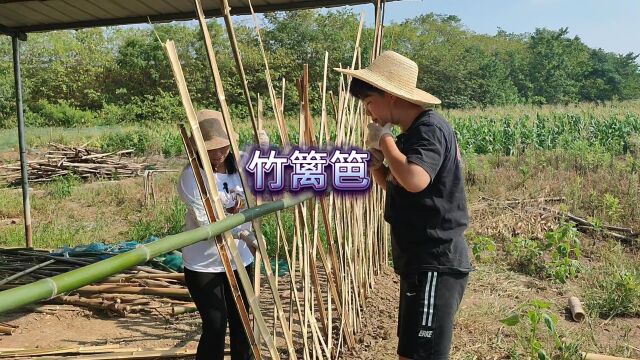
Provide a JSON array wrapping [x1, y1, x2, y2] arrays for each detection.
[[448, 102, 640, 156]]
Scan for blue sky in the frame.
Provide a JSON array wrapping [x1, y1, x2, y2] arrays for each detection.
[[332, 0, 639, 56]]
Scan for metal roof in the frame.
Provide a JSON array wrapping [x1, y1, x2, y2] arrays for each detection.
[[0, 0, 381, 36]]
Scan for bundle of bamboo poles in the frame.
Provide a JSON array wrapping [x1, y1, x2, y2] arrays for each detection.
[[0, 143, 148, 185], [0, 249, 194, 317], [157, 0, 389, 358]]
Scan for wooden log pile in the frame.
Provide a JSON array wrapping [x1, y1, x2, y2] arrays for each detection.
[[0, 143, 148, 185]]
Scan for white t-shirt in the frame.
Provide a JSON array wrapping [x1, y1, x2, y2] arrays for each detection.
[[177, 164, 254, 273]]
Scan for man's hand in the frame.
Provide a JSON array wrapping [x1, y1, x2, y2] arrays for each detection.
[[366, 123, 393, 149], [369, 148, 385, 170], [257, 130, 270, 149]]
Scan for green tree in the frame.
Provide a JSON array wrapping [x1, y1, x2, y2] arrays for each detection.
[[0, 37, 14, 126], [527, 28, 591, 104], [21, 29, 114, 110]]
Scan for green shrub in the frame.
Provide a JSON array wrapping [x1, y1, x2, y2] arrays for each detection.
[[97, 103, 136, 125], [500, 299, 581, 359], [129, 92, 184, 123], [544, 223, 582, 284], [506, 224, 582, 283], [99, 129, 151, 155], [48, 175, 82, 199], [585, 266, 640, 319], [28, 100, 96, 127], [506, 236, 545, 276], [128, 197, 186, 241], [471, 235, 496, 262], [158, 129, 185, 157]]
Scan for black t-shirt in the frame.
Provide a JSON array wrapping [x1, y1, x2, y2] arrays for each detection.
[[384, 109, 471, 275]]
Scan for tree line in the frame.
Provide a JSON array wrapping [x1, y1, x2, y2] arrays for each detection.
[[0, 9, 639, 127]]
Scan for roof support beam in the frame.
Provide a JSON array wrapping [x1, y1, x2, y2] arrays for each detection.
[[0, 24, 27, 40], [3, 0, 374, 33]]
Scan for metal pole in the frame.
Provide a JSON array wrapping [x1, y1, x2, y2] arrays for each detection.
[[12, 35, 32, 249]]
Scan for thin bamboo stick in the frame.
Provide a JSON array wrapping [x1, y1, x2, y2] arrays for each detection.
[[178, 124, 260, 358], [74, 285, 190, 300], [298, 66, 328, 340], [110, 273, 184, 281], [299, 76, 355, 350], [23, 347, 200, 360], [165, 39, 272, 359], [172, 14, 305, 357], [0, 259, 55, 286], [246, 0, 289, 146], [216, 0, 259, 139], [582, 354, 636, 360], [212, 1, 265, 332], [0, 344, 123, 357], [191, 2, 299, 356]]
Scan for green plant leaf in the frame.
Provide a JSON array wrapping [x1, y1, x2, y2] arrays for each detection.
[[530, 299, 551, 309], [537, 349, 551, 360], [543, 314, 556, 333], [499, 313, 520, 326]]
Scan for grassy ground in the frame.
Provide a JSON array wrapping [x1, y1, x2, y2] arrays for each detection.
[[458, 151, 640, 358]]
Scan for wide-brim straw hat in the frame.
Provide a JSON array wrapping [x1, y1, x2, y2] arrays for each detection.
[[196, 109, 238, 150], [334, 51, 441, 107]]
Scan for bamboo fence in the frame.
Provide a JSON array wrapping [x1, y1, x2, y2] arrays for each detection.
[[158, 0, 389, 358], [0, 0, 390, 358]]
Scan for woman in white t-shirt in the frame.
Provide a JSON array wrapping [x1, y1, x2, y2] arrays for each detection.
[[177, 109, 268, 360]]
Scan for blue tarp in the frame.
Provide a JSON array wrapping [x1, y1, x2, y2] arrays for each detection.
[[52, 237, 184, 272], [52, 237, 290, 276]]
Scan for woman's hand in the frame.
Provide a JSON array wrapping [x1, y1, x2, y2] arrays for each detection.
[[257, 130, 270, 149], [238, 230, 259, 252], [225, 193, 245, 214]]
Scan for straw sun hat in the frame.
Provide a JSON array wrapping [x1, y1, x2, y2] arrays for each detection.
[[334, 51, 441, 106], [196, 109, 238, 150]]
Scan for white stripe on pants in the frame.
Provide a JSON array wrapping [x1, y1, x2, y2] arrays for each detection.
[[421, 272, 438, 326]]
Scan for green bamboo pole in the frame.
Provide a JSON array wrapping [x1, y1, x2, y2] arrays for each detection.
[[0, 193, 313, 315]]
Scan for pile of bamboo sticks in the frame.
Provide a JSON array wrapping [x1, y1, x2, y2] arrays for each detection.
[[0, 143, 147, 185], [0, 249, 194, 318]]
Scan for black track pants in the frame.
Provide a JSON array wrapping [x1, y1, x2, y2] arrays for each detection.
[[397, 271, 468, 360], [184, 266, 254, 360]]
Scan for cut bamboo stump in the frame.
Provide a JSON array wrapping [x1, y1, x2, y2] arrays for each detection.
[[568, 296, 586, 322], [171, 305, 198, 316], [582, 353, 636, 360], [0, 324, 15, 335]]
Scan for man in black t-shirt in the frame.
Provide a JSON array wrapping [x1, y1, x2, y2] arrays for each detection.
[[335, 51, 471, 360]]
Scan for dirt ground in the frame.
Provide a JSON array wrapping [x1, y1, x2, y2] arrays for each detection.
[[2, 263, 638, 359]]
